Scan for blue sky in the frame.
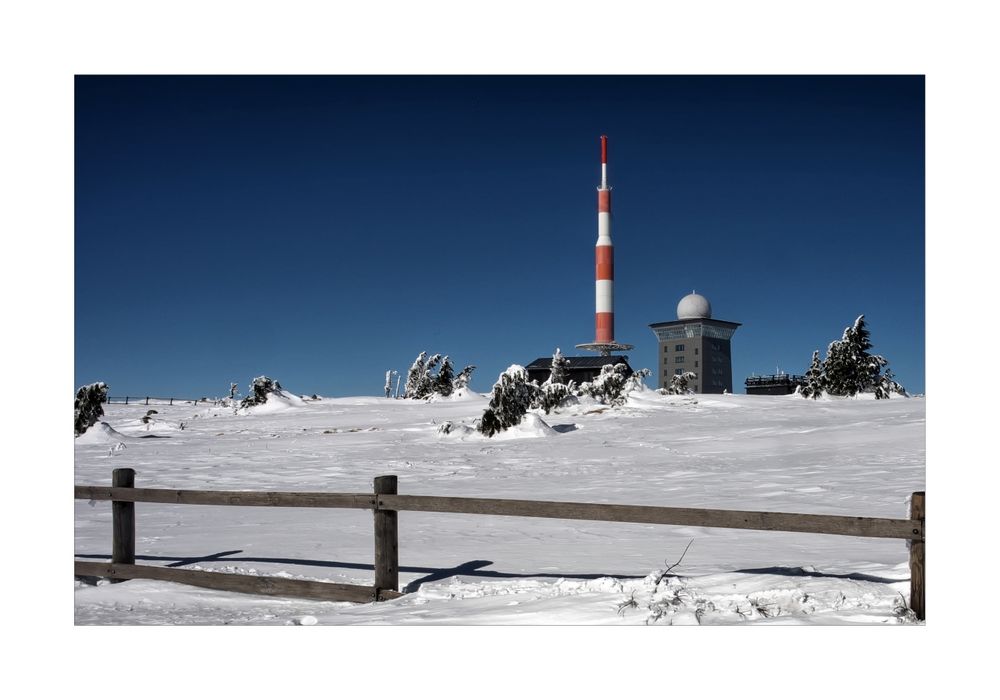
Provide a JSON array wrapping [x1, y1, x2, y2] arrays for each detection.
[[75, 75, 924, 398]]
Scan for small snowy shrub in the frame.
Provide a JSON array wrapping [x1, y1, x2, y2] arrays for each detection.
[[660, 371, 697, 395], [478, 365, 540, 437], [534, 381, 578, 414], [627, 367, 652, 392], [74, 382, 108, 436], [797, 350, 826, 399], [240, 376, 283, 409], [453, 365, 476, 392], [547, 348, 570, 385], [580, 363, 638, 406]]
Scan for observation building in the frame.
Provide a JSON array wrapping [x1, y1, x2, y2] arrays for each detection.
[[649, 292, 741, 393]]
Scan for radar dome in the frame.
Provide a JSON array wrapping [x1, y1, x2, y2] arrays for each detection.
[[677, 292, 712, 320]]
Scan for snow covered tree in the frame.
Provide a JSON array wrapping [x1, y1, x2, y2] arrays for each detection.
[[797, 350, 826, 399], [478, 365, 540, 437], [873, 368, 908, 399], [240, 376, 283, 409], [405, 352, 474, 399], [811, 315, 906, 399], [453, 365, 476, 392], [404, 352, 428, 398], [548, 348, 570, 385], [417, 354, 442, 398], [434, 356, 455, 397], [534, 380, 578, 414], [580, 363, 632, 406], [75, 382, 108, 436], [660, 371, 697, 395], [822, 315, 903, 398], [627, 368, 652, 393]]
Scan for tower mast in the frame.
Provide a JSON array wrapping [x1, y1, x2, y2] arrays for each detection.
[[578, 135, 633, 356]]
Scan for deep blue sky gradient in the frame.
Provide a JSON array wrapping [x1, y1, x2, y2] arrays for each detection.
[[75, 76, 924, 397]]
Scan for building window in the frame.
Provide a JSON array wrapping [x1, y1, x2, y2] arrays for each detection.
[[675, 344, 685, 352], [694, 361, 699, 367], [674, 369, 684, 375], [675, 356, 685, 363], [694, 348, 699, 355]]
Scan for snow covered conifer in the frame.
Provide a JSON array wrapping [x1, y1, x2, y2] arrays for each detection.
[[404, 352, 428, 398], [798, 350, 826, 399], [478, 365, 540, 437], [661, 371, 697, 395], [535, 380, 578, 414], [824, 316, 892, 397], [405, 352, 475, 399], [435, 356, 455, 397], [582, 363, 632, 406], [74, 382, 108, 436], [240, 376, 282, 409], [816, 315, 905, 399], [453, 365, 476, 392], [548, 348, 570, 385], [419, 354, 442, 398], [873, 368, 908, 399]]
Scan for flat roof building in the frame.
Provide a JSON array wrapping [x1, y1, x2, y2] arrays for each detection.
[[525, 355, 633, 386], [649, 292, 741, 394]]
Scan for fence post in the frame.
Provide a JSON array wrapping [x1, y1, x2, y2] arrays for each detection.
[[909, 491, 925, 620], [373, 475, 399, 599], [111, 468, 136, 583]]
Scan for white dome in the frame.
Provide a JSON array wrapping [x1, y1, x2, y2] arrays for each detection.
[[677, 292, 712, 320]]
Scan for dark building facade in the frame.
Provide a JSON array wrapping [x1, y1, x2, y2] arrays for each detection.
[[525, 355, 633, 385], [745, 374, 805, 395], [649, 293, 741, 394]]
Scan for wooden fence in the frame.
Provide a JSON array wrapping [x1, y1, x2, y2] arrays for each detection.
[[75, 469, 926, 619], [105, 396, 214, 406]]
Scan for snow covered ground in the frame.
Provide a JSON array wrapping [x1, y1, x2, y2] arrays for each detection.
[[74, 388, 924, 625]]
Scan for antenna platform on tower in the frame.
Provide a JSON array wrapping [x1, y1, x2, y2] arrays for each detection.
[[575, 341, 635, 357]]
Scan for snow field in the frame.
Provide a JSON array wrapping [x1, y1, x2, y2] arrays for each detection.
[[74, 390, 924, 625]]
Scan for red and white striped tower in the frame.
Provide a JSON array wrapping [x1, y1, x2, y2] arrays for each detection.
[[577, 135, 633, 356], [596, 134, 614, 342]]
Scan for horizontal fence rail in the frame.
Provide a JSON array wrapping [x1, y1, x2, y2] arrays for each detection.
[[74, 562, 402, 602], [76, 486, 375, 510], [74, 470, 926, 619], [377, 494, 922, 541]]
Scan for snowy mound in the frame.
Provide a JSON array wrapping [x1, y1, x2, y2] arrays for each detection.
[[437, 412, 556, 441], [75, 421, 128, 445], [443, 386, 484, 401], [240, 390, 307, 415], [492, 412, 556, 440]]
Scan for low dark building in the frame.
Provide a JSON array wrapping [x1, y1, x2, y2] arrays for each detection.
[[745, 374, 806, 395], [525, 355, 633, 385]]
